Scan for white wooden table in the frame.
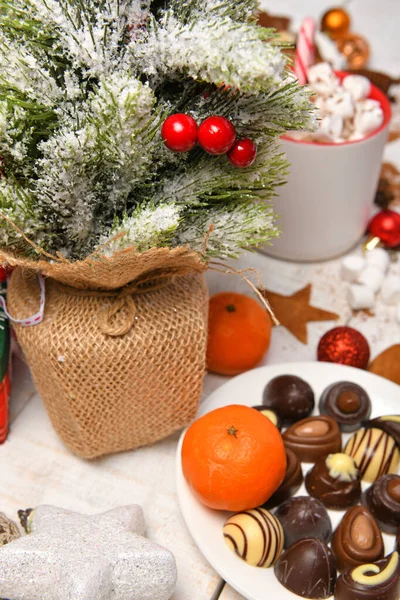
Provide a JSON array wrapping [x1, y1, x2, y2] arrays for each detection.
[[1, 2, 400, 599]]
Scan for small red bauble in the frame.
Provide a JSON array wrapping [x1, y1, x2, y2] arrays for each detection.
[[368, 210, 400, 248], [227, 138, 257, 168], [198, 116, 236, 155], [317, 326, 370, 370], [161, 113, 198, 152]]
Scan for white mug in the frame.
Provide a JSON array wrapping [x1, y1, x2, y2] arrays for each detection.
[[263, 73, 392, 262]]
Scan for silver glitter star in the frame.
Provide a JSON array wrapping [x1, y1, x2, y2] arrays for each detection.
[[0, 505, 177, 600]]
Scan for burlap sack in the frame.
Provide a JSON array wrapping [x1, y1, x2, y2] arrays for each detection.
[[4, 246, 209, 458]]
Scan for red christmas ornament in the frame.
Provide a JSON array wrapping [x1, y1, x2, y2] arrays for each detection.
[[0, 267, 6, 283], [317, 326, 370, 370], [161, 113, 198, 152], [368, 210, 400, 248], [227, 138, 257, 168], [198, 116, 236, 155]]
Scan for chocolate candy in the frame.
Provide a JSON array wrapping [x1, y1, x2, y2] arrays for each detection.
[[263, 448, 303, 509], [334, 552, 400, 600], [262, 375, 314, 425], [252, 406, 282, 431], [305, 453, 361, 510], [223, 508, 283, 567], [274, 538, 336, 599], [319, 381, 371, 432], [331, 506, 384, 571], [364, 415, 400, 447], [361, 474, 400, 534], [397, 529, 400, 552], [274, 496, 332, 548], [283, 415, 341, 463], [344, 428, 400, 482]]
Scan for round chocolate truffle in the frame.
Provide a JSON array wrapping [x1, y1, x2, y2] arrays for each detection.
[[361, 474, 400, 534], [334, 552, 400, 600], [263, 448, 303, 509], [319, 381, 371, 432], [252, 406, 282, 431], [305, 452, 361, 510], [274, 538, 336, 599], [331, 506, 384, 571], [283, 415, 342, 463], [262, 375, 314, 424], [344, 428, 400, 483], [223, 507, 284, 567], [274, 496, 332, 548]]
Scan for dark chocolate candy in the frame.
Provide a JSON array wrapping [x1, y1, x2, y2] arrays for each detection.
[[331, 506, 384, 571], [263, 448, 303, 509], [319, 381, 371, 432], [274, 496, 332, 548], [334, 552, 400, 600], [344, 428, 400, 483], [274, 538, 336, 599], [283, 415, 341, 463], [262, 375, 314, 425], [361, 474, 400, 534], [364, 415, 400, 448], [305, 452, 361, 510], [252, 405, 282, 431]]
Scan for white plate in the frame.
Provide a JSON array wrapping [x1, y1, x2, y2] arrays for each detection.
[[176, 362, 400, 600]]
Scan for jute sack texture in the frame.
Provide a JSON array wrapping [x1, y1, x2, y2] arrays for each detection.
[[4, 246, 208, 458]]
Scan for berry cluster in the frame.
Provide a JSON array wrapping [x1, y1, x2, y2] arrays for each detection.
[[161, 113, 257, 168]]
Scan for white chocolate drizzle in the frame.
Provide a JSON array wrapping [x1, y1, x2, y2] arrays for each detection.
[[351, 552, 399, 586]]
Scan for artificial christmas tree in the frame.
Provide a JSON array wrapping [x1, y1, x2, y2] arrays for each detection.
[[0, 0, 314, 457]]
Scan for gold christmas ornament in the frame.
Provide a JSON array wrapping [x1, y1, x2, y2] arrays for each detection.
[[335, 33, 370, 69], [321, 8, 351, 37]]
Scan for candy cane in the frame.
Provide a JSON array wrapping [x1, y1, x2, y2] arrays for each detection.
[[294, 17, 316, 85]]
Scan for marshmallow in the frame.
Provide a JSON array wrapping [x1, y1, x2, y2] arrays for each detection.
[[354, 99, 384, 136], [315, 114, 343, 142], [381, 275, 400, 305], [307, 62, 339, 96], [342, 75, 371, 101], [347, 284, 375, 310], [341, 255, 366, 282], [325, 90, 354, 119], [365, 247, 390, 273], [358, 265, 384, 293], [315, 31, 347, 70]]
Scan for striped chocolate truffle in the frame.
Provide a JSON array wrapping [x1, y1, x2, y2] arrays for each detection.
[[223, 507, 283, 567], [344, 428, 400, 483]]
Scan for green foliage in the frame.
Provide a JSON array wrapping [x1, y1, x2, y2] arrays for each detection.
[[0, 0, 315, 260]]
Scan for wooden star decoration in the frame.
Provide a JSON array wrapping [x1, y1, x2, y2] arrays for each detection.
[[260, 284, 339, 344], [0, 505, 177, 600], [368, 344, 400, 385]]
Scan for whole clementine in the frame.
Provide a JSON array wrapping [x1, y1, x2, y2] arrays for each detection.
[[181, 404, 286, 511], [207, 292, 272, 376]]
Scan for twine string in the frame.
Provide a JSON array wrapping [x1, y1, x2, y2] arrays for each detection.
[[209, 261, 280, 326]]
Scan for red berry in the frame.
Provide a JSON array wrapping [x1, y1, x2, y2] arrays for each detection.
[[161, 113, 198, 152], [198, 116, 236, 155], [227, 138, 257, 168]]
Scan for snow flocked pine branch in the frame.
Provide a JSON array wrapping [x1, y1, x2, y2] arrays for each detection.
[[0, 0, 315, 260]]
